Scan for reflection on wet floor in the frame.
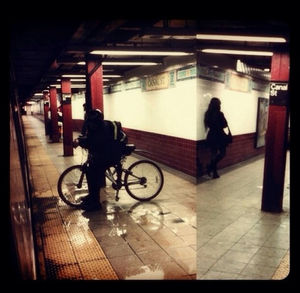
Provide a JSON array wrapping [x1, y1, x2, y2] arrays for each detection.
[[24, 115, 196, 280], [75, 185, 196, 280]]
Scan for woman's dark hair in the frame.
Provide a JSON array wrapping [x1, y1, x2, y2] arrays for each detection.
[[204, 97, 221, 128]]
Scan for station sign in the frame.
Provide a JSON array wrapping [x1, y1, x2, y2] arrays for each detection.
[[144, 72, 169, 91], [269, 82, 289, 106], [62, 94, 72, 104]]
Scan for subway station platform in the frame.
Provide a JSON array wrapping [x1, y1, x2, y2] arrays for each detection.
[[23, 115, 197, 280], [22, 115, 289, 280], [197, 149, 290, 280]]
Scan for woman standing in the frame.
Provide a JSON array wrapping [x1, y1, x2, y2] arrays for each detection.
[[204, 97, 230, 179]]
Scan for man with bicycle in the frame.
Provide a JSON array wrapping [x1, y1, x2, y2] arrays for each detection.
[[73, 109, 121, 211]]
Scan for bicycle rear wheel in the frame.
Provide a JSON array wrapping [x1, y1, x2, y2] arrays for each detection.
[[57, 165, 88, 207], [124, 160, 164, 201]]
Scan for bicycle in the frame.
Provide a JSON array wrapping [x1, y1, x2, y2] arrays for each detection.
[[57, 144, 164, 207]]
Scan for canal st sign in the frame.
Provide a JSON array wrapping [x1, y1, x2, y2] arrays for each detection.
[[269, 82, 289, 106]]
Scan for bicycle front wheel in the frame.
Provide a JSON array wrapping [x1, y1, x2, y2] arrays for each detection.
[[57, 165, 88, 207], [124, 160, 164, 201]]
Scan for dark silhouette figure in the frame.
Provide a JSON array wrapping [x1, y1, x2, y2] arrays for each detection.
[[73, 109, 116, 211], [204, 97, 229, 179]]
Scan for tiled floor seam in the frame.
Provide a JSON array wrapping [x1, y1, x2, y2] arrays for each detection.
[[136, 221, 196, 278]]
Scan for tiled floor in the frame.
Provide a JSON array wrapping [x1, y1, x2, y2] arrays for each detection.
[[22, 115, 290, 280], [23, 115, 196, 280], [196, 152, 290, 280]]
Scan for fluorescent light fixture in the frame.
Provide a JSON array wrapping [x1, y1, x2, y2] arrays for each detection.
[[102, 61, 159, 66], [70, 79, 86, 82], [78, 61, 159, 66], [103, 74, 122, 77], [201, 49, 273, 56], [196, 34, 286, 43], [50, 84, 86, 88], [71, 84, 86, 88], [103, 74, 122, 78], [90, 50, 192, 56], [62, 74, 86, 78]]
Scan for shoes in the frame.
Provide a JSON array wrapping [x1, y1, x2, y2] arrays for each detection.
[[81, 201, 102, 211], [79, 195, 102, 211], [78, 195, 89, 203]]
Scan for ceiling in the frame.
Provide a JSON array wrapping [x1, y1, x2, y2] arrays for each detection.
[[10, 19, 290, 104]]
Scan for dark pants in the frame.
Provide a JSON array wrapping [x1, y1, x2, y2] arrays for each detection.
[[86, 157, 107, 201], [209, 145, 226, 174]]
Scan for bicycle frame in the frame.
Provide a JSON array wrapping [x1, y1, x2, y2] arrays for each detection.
[[105, 162, 146, 201], [59, 144, 163, 204]]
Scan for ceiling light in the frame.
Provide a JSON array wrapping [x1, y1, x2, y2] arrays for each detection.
[[201, 49, 273, 56], [196, 34, 286, 43], [70, 79, 86, 82], [79, 61, 159, 66], [102, 61, 159, 66], [103, 74, 122, 77], [62, 74, 86, 78], [90, 50, 192, 56], [50, 84, 86, 88]]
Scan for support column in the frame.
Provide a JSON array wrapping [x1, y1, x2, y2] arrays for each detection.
[[49, 86, 60, 142], [43, 90, 50, 135], [85, 55, 104, 113], [61, 78, 73, 156], [261, 52, 290, 212]]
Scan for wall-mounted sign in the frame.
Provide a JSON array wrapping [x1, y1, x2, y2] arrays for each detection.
[[125, 79, 141, 90], [62, 94, 71, 104], [111, 83, 123, 93], [177, 66, 197, 81], [225, 72, 251, 92], [269, 82, 289, 106], [255, 97, 269, 148], [169, 70, 176, 87], [198, 66, 225, 83], [144, 72, 169, 91]]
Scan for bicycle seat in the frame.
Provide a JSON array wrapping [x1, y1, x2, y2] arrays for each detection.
[[123, 144, 136, 156]]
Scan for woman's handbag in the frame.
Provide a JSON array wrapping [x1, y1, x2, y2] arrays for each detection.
[[224, 126, 233, 145]]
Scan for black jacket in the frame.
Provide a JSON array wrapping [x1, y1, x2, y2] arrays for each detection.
[[79, 120, 116, 166], [205, 111, 228, 148]]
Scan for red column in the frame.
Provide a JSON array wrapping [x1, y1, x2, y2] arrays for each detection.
[[61, 78, 73, 156], [261, 52, 290, 212], [49, 86, 60, 142], [43, 90, 50, 135], [85, 55, 104, 112]]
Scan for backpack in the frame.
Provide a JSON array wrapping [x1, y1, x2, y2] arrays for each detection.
[[109, 121, 128, 162]]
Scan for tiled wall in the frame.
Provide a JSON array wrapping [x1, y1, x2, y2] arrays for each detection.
[[124, 128, 198, 177], [72, 120, 265, 179], [197, 133, 265, 176]]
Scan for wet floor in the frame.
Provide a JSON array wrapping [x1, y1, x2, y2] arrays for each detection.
[[24, 115, 196, 280]]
